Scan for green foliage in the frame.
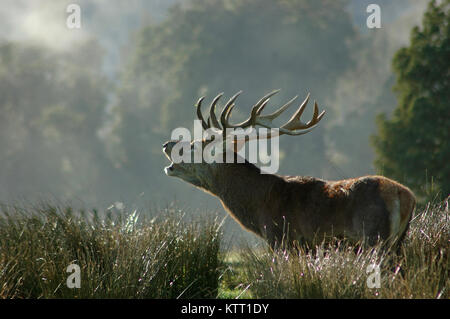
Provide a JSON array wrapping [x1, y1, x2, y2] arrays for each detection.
[[235, 198, 449, 299], [372, 0, 450, 200], [0, 204, 223, 298]]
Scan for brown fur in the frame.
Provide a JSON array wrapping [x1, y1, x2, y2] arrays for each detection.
[[163, 141, 416, 249], [206, 162, 416, 248]]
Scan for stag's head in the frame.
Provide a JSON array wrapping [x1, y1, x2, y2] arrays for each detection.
[[163, 90, 325, 189], [163, 138, 214, 188]]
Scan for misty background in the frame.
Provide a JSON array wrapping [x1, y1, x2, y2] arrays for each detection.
[[0, 0, 430, 243]]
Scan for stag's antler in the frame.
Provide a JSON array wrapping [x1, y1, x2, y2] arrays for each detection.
[[195, 90, 325, 140]]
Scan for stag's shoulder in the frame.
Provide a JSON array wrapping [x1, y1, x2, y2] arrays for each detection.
[[281, 176, 327, 196], [283, 175, 326, 185]]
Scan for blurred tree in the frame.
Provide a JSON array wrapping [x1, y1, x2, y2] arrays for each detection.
[[372, 0, 450, 200], [110, 0, 357, 201], [325, 0, 429, 179], [0, 40, 116, 204]]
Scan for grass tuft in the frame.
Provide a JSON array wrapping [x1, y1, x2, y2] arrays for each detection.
[[0, 204, 223, 298], [233, 198, 449, 299], [0, 198, 447, 299]]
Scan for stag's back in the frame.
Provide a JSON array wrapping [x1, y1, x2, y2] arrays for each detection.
[[279, 175, 415, 246]]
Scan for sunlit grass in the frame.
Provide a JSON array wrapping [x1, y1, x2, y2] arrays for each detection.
[[0, 203, 223, 298], [236, 198, 449, 298], [0, 198, 447, 299]]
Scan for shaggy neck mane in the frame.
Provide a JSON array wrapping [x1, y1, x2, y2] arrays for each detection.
[[204, 159, 285, 236]]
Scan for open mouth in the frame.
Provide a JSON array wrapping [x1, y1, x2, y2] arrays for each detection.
[[163, 143, 179, 175], [164, 162, 174, 174], [163, 147, 174, 174]]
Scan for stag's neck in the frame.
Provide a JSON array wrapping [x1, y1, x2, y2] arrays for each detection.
[[204, 161, 285, 236]]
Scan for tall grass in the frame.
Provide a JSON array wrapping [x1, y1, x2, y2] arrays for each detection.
[[238, 198, 449, 298], [0, 199, 448, 299], [0, 204, 223, 298]]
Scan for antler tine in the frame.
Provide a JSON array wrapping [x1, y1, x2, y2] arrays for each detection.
[[316, 107, 326, 122], [209, 93, 224, 129], [309, 101, 319, 125], [261, 95, 299, 120], [256, 99, 270, 116], [194, 90, 325, 140], [280, 93, 311, 131], [224, 89, 280, 128], [195, 96, 208, 130], [278, 98, 326, 135], [306, 101, 326, 127], [240, 92, 325, 136], [220, 91, 242, 128], [224, 103, 235, 122]]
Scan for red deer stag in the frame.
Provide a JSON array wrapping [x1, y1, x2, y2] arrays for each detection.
[[163, 91, 416, 249]]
